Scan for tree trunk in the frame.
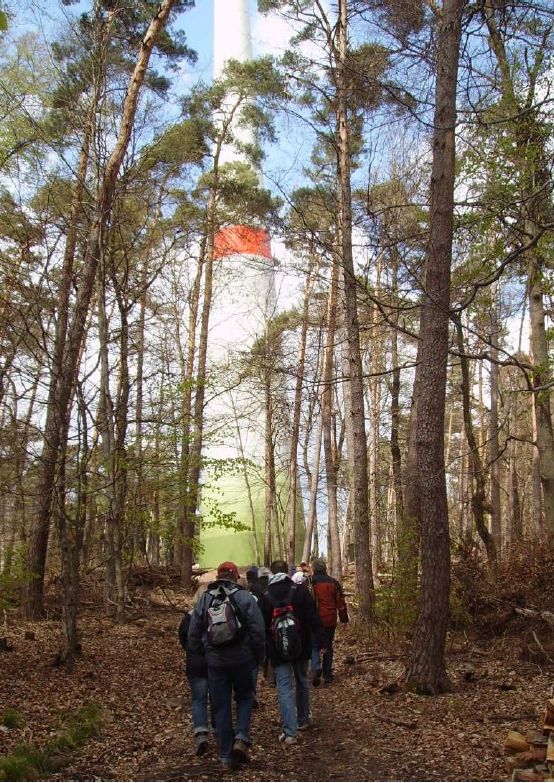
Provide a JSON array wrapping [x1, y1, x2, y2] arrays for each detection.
[[405, 0, 463, 695], [528, 254, 554, 542], [322, 257, 341, 579], [389, 248, 404, 542], [489, 282, 502, 555], [483, 1, 554, 542], [21, 0, 178, 618], [454, 316, 497, 564], [335, 0, 374, 618], [302, 408, 323, 564], [286, 260, 315, 565]]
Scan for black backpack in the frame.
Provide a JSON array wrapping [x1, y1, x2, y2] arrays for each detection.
[[178, 610, 193, 650], [205, 584, 245, 647], [267, 584, 303, 661]]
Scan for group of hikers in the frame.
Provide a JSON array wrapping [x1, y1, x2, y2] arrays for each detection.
[[178, 557, 349, 771]]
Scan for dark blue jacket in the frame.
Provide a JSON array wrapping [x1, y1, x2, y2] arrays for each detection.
[[188, 579, 266, 669]]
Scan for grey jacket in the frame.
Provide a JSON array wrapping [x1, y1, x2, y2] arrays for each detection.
[[188, 579, 266, 668]]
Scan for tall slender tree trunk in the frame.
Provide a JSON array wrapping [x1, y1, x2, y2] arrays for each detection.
[[531, 403, 544, 538], [406, 0, 464, 694], [175, 241, 204, 580], [302, 408, 323, 564], [335, 0, 374, 617], [528, 254, 554, 542], [322, 258, 341, 579], [455, 316, 497, 564], [389, 249, 404, 544], [509, 406, 522, 545], [489, 282, 502, 555], [286, 261, 315, 565]]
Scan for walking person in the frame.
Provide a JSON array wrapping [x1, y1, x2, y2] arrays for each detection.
[[178, 609, 214, 756], [310, 558, 349, 686], [262, 559, 323, 745], [187, 562, 266, 771]]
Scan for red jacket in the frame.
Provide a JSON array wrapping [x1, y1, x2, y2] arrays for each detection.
[[311, 573, 349, 628]]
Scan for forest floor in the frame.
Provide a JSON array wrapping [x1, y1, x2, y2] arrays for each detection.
[[1, 566, 554, 782]]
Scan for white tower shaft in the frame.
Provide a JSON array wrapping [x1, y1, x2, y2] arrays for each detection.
[[213, 0, 252, 78]]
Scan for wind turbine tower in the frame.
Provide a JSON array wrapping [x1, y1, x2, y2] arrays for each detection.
[[197, 0, 294, 567]]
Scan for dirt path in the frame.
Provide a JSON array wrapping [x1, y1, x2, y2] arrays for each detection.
[[1, 607, 551, 781]]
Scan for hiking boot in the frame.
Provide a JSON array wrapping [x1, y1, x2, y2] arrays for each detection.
[[323, 675, 334, 685], [194, 732, 209, 756], [279, 732, 298, 745], [231, 738, 250, 765], [298, 718, 313, 731], [252, 695, 259, 709], [312, 669, 322, 687], [221, 757, 239, 771]]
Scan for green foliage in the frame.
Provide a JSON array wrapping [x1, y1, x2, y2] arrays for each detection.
[[374, 578, 418, 634], [0, 551, 27, 612], [0, 704, 103, 782], [1, 707, 22, 730], [0, 744, 47, 782], [449, 577, 473, 631], [51, 704, 103, 751], [0, 11, 7, 32]]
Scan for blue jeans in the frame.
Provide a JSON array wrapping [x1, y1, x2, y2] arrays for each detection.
[[274, 658, 310, 737], [208, 664, 253, 762], [187, 674, 210, 735], [311, 626, 336, 681]]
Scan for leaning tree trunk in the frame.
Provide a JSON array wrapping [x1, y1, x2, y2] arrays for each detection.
[[22, 0, 179, 618], [405, 0, 464, 695]]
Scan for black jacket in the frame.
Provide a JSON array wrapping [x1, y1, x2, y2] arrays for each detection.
[[178, 610, 208, 679], [262, 574, 323, 665]]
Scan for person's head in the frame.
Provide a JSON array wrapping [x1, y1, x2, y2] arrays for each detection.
[[311, 558, 327, 574], [246, 566, 258, 583], [217, 561, 240, 582], [257, 566, 271, 587], [298, 561, 311, 574], [292, 571, 308, 585], [270, 559, 288, 575]]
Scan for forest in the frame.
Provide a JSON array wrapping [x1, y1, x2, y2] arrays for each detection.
[[0, 0, 554, 781]]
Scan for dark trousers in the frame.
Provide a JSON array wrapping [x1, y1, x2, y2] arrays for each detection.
[[311, 626, 336, 681], [208, 663, 254, 762]]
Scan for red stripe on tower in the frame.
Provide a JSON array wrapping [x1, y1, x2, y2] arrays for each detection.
[[213, 225, 271, 260]]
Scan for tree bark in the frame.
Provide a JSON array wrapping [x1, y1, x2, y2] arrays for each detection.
[[335, 0, 374, 618], [286, 261, 315, 565], [489, 282, 502, 555], [406, 0, 464, 695]]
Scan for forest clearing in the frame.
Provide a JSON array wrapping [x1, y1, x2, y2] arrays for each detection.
[[2, 556, 554, 782]]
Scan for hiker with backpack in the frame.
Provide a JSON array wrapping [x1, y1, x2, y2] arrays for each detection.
[[187, 561, 266, 771], [262, 559, 324, 745], [178, 609, 215, 757], [310, 558, 349, 686]]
